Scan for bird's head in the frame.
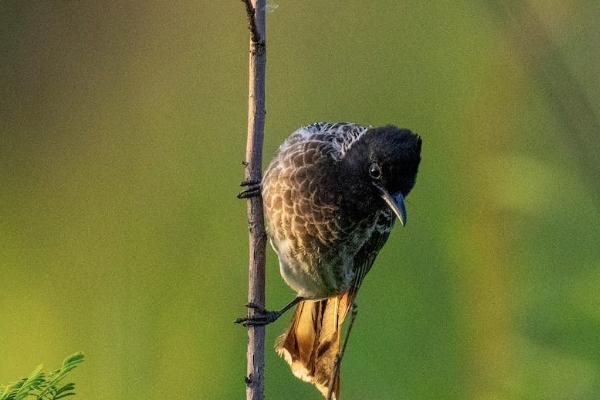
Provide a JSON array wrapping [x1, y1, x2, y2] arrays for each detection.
[[342, 125, 422, 225]]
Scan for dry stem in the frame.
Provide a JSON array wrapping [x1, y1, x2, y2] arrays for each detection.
[[240, 1, 267, 400]]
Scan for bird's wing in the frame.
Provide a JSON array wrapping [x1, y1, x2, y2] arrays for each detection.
[[283, 122, 371, 160], [349, 210, 395, 298]]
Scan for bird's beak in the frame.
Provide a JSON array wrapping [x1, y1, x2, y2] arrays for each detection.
[[374, 184, 407, 226]]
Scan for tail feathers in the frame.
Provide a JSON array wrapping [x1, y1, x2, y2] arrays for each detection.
[[275, 293, 351, 399]]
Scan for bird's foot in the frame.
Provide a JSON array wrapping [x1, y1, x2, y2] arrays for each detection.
[[234, 302, 281, 326], [237, 179, 262, 199]]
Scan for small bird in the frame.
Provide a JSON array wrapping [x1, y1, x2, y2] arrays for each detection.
[[237, 122, 422, 399]]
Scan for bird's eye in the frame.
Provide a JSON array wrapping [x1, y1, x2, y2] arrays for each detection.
[[369, 163, 382, 179]]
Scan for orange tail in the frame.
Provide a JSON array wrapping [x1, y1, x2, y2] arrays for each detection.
[[275, 293, 351, 400]]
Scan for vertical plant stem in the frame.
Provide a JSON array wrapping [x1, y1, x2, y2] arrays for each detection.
[[241, 1, 267, 400]]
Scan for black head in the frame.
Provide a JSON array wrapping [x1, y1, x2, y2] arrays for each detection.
[[342, 125, 422, 225], [362, 126, 421, 196]]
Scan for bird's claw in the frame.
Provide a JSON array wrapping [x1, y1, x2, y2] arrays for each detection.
[[237, 180, 262, 199], [234, 304, 280, 327], [240, 179, 260, 187]]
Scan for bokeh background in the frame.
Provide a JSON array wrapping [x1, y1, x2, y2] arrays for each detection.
[[1, 1, 599, 399]]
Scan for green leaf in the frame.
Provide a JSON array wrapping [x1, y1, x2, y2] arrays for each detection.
[[0, 354, 85, 400]]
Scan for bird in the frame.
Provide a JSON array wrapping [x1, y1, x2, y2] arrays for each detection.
[[236, 122, 422, 399]]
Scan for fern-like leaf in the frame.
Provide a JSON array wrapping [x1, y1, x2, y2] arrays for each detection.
[[49, 383, 76, 400], [36, 353, 84, 400], [2, 366, 45, 400], [0, 353, 85, 400]]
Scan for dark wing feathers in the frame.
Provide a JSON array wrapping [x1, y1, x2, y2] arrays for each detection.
[[349, 211, 395, 298]]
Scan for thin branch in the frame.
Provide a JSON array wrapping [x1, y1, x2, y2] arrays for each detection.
[[241, 0, 262, 45], [241, 1, 267, 400]]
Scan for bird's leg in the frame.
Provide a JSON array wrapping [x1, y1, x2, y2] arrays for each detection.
[[237, 179, 262, 199], [327, 302, 359, 400], [234, 296, 303, 327]]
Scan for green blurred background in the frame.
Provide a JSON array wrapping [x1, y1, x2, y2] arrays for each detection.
[[1, 1, 599, 399]]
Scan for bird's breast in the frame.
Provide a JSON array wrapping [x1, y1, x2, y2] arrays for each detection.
[[262, 141, 384, 298]]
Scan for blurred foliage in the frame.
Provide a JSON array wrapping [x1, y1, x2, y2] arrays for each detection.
[[0, 1, 598, 399], [0, 353, 84, 400]]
